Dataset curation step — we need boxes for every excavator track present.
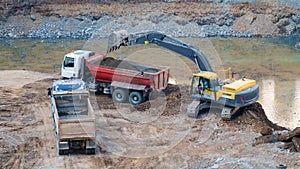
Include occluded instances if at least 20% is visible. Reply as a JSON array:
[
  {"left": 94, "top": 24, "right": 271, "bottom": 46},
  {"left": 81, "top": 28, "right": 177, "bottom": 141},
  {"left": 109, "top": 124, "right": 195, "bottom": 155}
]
[
  {"left": 187, "top": 100, "right": 211, "bottom": 118},
  {"left": 221, "top": 107, "right": 241, "bottom": 121},
  {"left": 187, "top": 100, "right": 201, "bottom": 118},
  {"left": 187, "top": 100, "right": 242, "bottom": 121}
]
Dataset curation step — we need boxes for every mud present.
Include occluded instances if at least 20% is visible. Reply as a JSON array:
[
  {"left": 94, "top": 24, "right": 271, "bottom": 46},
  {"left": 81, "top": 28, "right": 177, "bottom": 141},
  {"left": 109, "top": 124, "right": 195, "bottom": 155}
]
[{"left": 0, "top": 70, "right": 299, "bottom": 168}]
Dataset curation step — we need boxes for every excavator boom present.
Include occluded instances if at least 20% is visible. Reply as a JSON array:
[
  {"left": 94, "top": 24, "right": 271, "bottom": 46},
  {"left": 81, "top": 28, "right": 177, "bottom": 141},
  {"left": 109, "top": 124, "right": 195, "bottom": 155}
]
[{"left": 107, "top": 30, "right": 214, "bottom": 72}]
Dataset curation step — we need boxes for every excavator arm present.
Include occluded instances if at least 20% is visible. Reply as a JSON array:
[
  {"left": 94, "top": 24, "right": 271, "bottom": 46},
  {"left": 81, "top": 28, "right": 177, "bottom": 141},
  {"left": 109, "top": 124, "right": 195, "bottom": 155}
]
[{"left": 107, "top": 30, "right": 214, "bottom": 72}]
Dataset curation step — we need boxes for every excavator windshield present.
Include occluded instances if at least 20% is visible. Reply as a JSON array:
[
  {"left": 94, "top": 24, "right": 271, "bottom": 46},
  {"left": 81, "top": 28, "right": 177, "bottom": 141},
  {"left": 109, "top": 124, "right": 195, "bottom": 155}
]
[
  {"left": 191, "top": 76, "right": 200, "bottom": 95},
  {"left": 191, "top": 76, "right": 209, "bottom": 95},
  {"left": 190, "top": 74, "right": 219, "bottom": 96}
]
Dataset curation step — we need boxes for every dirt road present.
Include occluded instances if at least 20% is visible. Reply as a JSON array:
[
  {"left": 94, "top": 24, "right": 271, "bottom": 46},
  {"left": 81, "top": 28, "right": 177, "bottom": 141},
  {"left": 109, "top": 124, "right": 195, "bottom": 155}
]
[{"left": 0, "top": 70, "right": 299, "bottom": 168}]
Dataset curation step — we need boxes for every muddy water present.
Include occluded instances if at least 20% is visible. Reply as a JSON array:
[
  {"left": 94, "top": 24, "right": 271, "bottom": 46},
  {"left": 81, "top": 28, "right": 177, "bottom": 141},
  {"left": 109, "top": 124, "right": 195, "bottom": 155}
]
[{"left": 1, "top": 37, "right": 299, "bottom": 129}]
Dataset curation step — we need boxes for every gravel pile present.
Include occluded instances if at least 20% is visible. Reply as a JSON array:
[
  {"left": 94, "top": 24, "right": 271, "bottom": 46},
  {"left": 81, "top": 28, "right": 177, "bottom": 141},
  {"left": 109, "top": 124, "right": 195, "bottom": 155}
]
[{"left": 0, "top": 1, "right": 299, "bottom": 39}]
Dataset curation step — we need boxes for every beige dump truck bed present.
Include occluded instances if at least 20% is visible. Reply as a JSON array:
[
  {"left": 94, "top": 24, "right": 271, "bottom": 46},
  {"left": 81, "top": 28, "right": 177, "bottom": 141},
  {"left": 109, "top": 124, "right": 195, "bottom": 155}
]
[{"left": 51, "top": 79, "right": 96, "bottom": 155}]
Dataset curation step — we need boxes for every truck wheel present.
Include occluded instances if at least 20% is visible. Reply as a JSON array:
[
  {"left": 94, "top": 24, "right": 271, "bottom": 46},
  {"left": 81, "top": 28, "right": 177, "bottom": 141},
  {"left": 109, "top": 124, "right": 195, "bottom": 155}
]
[
  {"left": 86, "top": 148, "right": 96, "bottom": 155},
  {"left": 129, "top": 91, "right": 143, "bottom": 105},
  {"left": 112, "top": 89, "right": 128, "bottom": 103},
  {"left": 59, "top": 149, "right": 69, "bottom": 155}
]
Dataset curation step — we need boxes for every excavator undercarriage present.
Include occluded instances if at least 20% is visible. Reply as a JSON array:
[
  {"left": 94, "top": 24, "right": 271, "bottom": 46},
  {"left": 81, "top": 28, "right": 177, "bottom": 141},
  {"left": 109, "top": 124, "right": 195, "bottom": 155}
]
[{"left": 187, "top": 100, "right": 242, "bottom": 121}]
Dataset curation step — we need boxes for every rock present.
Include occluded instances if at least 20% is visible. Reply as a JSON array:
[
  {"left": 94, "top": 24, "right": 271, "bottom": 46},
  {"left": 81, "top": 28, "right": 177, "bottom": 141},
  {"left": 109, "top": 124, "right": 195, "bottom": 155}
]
[
  {"left": 292, "top": 15, "right": 300, "bottom": 24},
  {"left": 284, "top": 19, "right": 296, "bottom": 34},
  {"left": 215, "top": 157, "right": 224, "bottom": 162},
  {"left": 253, "top": 135, "right": 277, "bottom": 146},
  {"left": 216, "top": 14, "right": 234, "bottom": 26},
  {"left": 211, "top": 164, "right": 219, "bottom": 169},
  {"left": 276, "top": 18, "right": 290, "bottom": 28},
  {"left": 278, "top": 127, "right": 300, "bottom": 142},
  {"left": 30, "top": 15, "right": 36, "bottom": 21},
  {"left": 276, "top": 18, "right": 296, "bottom": 34},
  {"left": 292, "top": 137, "right": 300, "bottom": 152},
  {"left": 234, "top": 12, "right": 256, "bottom": 33},
  {"left": 295, "top": 42, "right": 300, "bottom": 50},
  {"left": 251, "top": 14, "right": 278, "bottom": 36},
  {"left": 174, "top": 16, "right": 188, "bottom": 25},
  {"left": 149, "top": 14, "right": 168, "bottom": 24},
  {"left": 195, "top": 15, "right": 216, "bottom": 26},
  {"left": 278, "top": 142, "right": 295, "bottom": 150},
  {"left": 261, "top": 126, "right": 273, "bottom": 136},
  {"left": 92, "top": 15, "right": 102, "bottom": 21}
]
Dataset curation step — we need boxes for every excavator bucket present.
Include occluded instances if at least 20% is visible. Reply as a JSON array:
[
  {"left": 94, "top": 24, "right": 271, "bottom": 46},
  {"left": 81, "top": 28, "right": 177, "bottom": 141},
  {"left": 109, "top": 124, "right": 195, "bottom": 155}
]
[{"left": 107, "top": 30, "right": 129, "bottom": 53}]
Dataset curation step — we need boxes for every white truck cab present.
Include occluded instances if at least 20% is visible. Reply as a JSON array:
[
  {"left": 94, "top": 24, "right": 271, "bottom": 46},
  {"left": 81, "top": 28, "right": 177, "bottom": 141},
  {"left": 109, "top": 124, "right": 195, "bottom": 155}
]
[{"left": 61, "top": 50, "right": 95, "bottom": 79}]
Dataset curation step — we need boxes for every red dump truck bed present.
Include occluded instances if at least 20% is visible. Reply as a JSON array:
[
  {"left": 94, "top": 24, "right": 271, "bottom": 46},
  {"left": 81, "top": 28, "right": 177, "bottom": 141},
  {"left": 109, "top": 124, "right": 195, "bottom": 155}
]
[{"left": 85, "top": 54, "right": 169, "bottom": 91}]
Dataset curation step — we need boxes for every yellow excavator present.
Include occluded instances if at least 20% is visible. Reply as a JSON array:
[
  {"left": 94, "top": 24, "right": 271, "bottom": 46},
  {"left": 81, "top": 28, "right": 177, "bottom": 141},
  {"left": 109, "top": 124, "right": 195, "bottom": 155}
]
[{"left": 107, "top": 30, "right": 259, "bottom": 120}]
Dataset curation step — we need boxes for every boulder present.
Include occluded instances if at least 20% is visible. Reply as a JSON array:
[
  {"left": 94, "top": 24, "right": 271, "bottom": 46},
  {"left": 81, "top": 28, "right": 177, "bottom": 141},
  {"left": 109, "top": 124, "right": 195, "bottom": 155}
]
[
  {"left": 234, "top": 13, "right": 279, "bottom": 36},
  {"left": 260, "top": 126, "right": 273, "bottom": 136},
  {"left": 234, "top": 12, "right": 256, "bottom": 33},
  {"left": 251, "top": 14, "right": 278, "bottom": 36},
  {"left": 295, "top": 42, "right": 300, "bottom": 50}
]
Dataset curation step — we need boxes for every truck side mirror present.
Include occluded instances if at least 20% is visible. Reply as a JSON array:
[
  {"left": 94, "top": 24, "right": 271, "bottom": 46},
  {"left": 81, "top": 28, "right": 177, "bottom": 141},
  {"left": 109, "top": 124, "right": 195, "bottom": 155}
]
[{"left": 47, "top": 88, "right": 52, "bottom": 97}]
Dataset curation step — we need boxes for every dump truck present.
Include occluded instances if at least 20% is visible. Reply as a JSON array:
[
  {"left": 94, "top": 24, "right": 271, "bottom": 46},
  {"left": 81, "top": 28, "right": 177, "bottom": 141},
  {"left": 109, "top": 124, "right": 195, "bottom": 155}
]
[
  {"left": 107, "top": 30, "right": 259, "bottom": 120},
  {"left": 50, "top": 79, "right": 96, "bottom": 155},
  {"left": 61, "top": 50, "right": 169, "bottom": 105}
]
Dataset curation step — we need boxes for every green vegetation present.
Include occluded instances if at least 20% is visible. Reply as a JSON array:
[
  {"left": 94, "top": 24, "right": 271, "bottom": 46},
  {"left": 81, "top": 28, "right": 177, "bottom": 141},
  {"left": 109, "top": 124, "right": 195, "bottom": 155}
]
[{"left": 0, "top": 39, "right": 86, "bottom": 73}]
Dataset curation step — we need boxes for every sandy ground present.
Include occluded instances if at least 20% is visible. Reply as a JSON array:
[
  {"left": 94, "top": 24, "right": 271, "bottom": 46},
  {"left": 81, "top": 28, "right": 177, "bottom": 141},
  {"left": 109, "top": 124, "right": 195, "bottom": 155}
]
[
  {"left": 0, "top": 70, "right": 54, "bottom": 88},
  {"left": 0, "top": 70, "right": 299, "bottom": 169}
]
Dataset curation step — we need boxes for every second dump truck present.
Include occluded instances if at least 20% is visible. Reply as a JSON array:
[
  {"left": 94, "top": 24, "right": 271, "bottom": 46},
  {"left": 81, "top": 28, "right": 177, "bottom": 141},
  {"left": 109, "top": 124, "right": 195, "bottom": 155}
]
[
  {"left": 51, "top": 79, "right": 96, "bottom": 155},
  {"left": 61, "top": 50, "right": 169, "bottom": 105}
]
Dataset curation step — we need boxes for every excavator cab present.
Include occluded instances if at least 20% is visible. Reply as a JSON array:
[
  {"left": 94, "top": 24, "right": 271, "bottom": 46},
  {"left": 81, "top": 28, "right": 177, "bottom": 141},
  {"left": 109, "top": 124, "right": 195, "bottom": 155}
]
[{"left": 190, "top": 71, "right": 219, "bottom": 99}]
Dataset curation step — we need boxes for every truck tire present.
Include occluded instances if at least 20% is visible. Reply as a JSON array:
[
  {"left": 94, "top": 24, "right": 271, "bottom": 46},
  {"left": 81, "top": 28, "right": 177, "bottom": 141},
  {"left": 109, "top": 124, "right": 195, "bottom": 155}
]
[
  {"left": 59, "top": 149, "right": 69, "bottom": 155},
  {"left": 85, "top": 148, "right": 96, "bottom": 155},
  {"left": 129, "top": 91, "right": 143, "bottom": 105},
  {"left": 112, "top": 89, "right": 128, "bottom": 103}
]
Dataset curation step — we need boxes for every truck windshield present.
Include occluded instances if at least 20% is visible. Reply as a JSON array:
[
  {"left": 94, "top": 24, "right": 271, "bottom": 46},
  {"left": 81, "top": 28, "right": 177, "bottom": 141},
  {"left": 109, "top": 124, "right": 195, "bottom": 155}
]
[{"left": 64, "top": 57, "right": 74, "bottom": 67}]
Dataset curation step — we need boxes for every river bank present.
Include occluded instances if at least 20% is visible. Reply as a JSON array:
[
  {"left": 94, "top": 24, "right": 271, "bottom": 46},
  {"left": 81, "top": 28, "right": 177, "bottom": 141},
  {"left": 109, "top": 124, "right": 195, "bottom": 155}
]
[{"left": 0, "top": 1, "right": 300, "bottom": 39}]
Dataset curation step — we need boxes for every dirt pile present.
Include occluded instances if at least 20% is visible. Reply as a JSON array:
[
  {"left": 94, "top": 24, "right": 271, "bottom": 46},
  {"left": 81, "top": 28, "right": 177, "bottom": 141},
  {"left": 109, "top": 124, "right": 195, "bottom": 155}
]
[
  {"left": 0, "top": 77, "right": 54, "bottom": 168},
  {"left": 225, "top": 102, "right": 300, "bottom": 153}
]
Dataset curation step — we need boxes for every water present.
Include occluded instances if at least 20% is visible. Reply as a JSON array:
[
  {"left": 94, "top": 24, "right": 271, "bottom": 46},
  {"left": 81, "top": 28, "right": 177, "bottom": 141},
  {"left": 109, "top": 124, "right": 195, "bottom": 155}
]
[{"left": 0, "top": 37, "right": 299, "bottom": 129}]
